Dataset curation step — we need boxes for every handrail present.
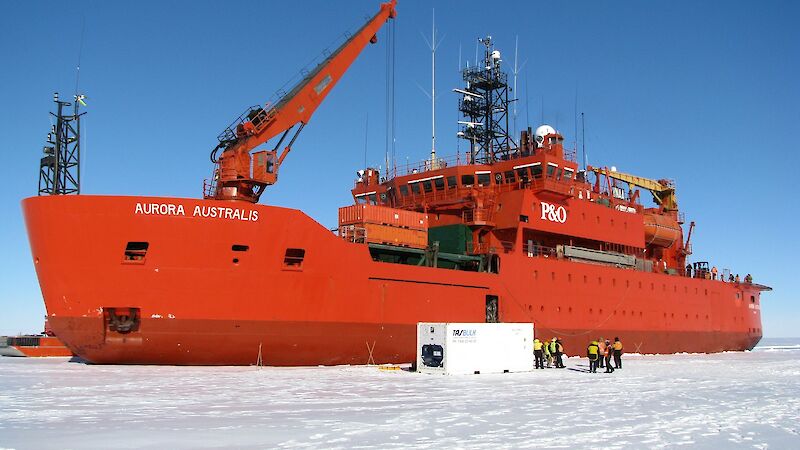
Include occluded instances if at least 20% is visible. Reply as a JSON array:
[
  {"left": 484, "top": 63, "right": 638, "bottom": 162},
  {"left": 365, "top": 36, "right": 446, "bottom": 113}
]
[{"left": 522, "top": 243, "right": 558, "bottom": 258}]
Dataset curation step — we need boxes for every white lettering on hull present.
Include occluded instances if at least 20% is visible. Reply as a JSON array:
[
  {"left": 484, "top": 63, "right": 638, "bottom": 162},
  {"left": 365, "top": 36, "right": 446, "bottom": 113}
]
[
  {"left": 134, "top": 202, "right": 259, "bottom": 222},
  {"left": 540, "top": 201, "right": 567, "bottom": 223},
  {"left": 191, "top": 205, "right": 259, "bottom": 222}
]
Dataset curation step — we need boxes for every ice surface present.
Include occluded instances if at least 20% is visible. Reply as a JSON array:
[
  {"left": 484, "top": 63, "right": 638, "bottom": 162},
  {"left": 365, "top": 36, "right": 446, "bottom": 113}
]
[{"left": 1, "top": 343, "right": 799, "bottom": 449}]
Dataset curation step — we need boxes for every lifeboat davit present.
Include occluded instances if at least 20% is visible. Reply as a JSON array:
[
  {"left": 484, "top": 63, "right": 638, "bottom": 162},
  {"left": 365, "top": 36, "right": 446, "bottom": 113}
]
[{"left": 643, "top": 213, "right": 681, "bottom": 247}]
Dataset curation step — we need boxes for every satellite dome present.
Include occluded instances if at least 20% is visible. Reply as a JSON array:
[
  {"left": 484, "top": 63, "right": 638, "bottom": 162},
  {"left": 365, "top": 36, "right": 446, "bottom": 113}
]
[{"left": 534, "top": 125, "right": 556, "bottom": 143}]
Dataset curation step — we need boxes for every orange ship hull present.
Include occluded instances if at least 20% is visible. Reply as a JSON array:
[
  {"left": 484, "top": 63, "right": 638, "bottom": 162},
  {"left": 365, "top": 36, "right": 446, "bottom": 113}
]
[{"left": 23, "top": 195, "right": 764, "bottom": 365}]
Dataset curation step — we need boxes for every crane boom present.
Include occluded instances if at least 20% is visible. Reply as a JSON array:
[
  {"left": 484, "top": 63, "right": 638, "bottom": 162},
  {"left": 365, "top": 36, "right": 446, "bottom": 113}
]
[
  {"left": 587, "top": 165, "right": 678, "bottom": 211},
  {"left": 207, "top": 0, "right": 397, "bottom": 203}
]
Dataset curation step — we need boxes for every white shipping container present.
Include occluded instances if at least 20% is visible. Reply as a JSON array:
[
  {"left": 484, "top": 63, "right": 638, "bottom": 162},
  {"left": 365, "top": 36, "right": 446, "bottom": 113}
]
[{"left": 416, "top": 322, "right": 534, "bottom": 375}]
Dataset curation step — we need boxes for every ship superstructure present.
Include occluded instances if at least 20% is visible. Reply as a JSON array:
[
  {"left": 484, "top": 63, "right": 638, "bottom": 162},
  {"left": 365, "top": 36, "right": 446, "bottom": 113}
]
[{"left": 22, "top": 1, "right": 769, "bottom": 365}]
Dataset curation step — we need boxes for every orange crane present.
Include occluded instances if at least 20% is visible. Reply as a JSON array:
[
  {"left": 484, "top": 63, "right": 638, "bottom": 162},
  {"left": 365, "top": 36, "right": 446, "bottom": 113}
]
[{"left": 206, "top": 0, "right": 397, "bottom": 203}]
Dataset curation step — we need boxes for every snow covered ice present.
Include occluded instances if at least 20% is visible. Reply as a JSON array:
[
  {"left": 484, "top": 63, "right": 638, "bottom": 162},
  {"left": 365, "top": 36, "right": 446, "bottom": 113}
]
[{"left": 1, "top": 341, "right": 799, "bottom": 449}]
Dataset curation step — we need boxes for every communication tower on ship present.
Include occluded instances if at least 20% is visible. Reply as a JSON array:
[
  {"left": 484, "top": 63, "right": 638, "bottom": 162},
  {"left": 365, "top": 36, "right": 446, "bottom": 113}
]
[
  {"left": 38, "top": 92, "right": 85, "bottom": 196},
  {"left": 456, "top": 36, "right": 515, "bottom": 164}
]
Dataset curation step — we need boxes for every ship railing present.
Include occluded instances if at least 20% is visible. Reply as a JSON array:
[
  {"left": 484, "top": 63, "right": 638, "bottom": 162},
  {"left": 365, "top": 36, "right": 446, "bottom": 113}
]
[
  {"left": 529, "top": 178, "right": 574, "bottom": 197},
  {"left": 391, "top": 184, "right": 490, "bottom": 210},
  {"left": 7, "top": 336, "right": 42, "bottom": 347},
  {"left": 563, "top": 146, "right": 577, "bottom": 163},
  {"left": 388, "top": 152, "right": 468, "bottom": 178},
  {"left": 522, "top": 243, "right": 558, "bottom": 258},
  {"left": 469, "top": 240, "right": 515, "bottom": 255},
  {"left": 462, "top": 207, "right": 493, "bottom": 224},
  {"left": 390, "top": 177, "right": 578, "bottom": 211},
  {"left": 216, "top": 104, "right": 276, "bottom": 145}
]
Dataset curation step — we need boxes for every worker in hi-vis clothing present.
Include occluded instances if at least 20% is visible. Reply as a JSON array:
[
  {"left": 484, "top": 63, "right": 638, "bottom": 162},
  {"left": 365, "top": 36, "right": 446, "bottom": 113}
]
[
  {"left": 587, "top": 340, "right": 600, "bottom": 373},
  {"left": 613, "top": 337, "right": 624, "bottom": 369},
  {"left": 543, "top": 338, "right": 552, "bottom": 368},
  {"left": 533, "top": 338, "right": 544, "bottom": 369}
]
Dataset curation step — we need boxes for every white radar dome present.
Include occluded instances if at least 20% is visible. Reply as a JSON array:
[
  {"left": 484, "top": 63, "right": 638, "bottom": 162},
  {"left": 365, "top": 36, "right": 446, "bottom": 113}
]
[{"left": 534, "top": 125, "right": 556, "bottom": 143}]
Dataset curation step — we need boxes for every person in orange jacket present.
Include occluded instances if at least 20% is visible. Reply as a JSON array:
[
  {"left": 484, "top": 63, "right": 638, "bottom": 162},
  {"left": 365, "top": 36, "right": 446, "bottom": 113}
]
[
  {"left": 613, "top": 337, "right": 623, "bottom": 369},
  {"left": 597, "top": 337, "right": 607, "bottom": 368}
]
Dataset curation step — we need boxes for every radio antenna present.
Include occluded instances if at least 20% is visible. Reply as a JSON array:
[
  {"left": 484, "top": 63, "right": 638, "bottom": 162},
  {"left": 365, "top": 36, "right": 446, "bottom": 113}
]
[
  {"left": 364, "top": 114, "right": 369, "bottom": 170},
  {"left": 421, "top": 8, "right": 443, "bottom": 168},
  {"left": 573, "top": 86, "right": 578, "bottom": 162},
  {"left": 74, "top": 16, "right": 86, "bottom": 98},
  {"left": 581, "top": 112, "right": 587, "bottom": 170}
]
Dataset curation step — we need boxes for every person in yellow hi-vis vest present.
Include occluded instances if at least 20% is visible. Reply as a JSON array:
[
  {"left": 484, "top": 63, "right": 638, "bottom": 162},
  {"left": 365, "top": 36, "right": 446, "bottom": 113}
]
[
  {"left": 542, "top": 338, "right": 552, "bottom": 368},
  {"left": 613, "top": 337, "right": 623, "bottom": 369},
  {"left": 533, "top": 338, "right": 544, "bottom": 369},
  {"left": 587, "top": 340, "right": 600, "bottom": 373}
]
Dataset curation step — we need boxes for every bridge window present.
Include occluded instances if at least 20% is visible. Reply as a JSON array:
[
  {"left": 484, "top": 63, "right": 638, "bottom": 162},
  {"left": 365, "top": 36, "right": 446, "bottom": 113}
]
[
  {"left": 446, "top": 175, "right": 457, "bottom": 190},
  {"left": 547, "top": 163, "right": 557, "bottom": 178},
  {"left": 555, "top": 169, "right": 563, "bottom": 181},
  {"left": 422, "top": 180, "right": 433, "bottom": 193},
  {"left": 564, "top": 168, "right": 574, "bottom": 180},
  {"left": 516, "top": 168, "right": 529, "bottom": 183},
  {"left": 476, "top": 172, "right": 491, "bottom": 186},
  {"left": 531, "top": 163, "right": 542, "bottom": 179},
  {"left": 434, "top": 177, "right": 445, "bottom": 191},
  {"left": 410, "top": 183, "right": 420, "bottom": 194},
  {"left": 399, "top": 185, "right": 408, "bottom": 196},
  {"left": 461, "top": 174, "right": 474, "bottom": 186},
  {"left": 504, "top": 171, "right": 515, "bottom": 183}
]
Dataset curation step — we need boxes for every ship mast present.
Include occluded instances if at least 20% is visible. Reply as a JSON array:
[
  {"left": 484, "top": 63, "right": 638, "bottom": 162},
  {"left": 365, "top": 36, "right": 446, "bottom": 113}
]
[
  {"left": 456, "top": 36, "right": 515, "bottom": 164},
  {"left": 38, "top": 92, "right": 85, "bottom": 196}
]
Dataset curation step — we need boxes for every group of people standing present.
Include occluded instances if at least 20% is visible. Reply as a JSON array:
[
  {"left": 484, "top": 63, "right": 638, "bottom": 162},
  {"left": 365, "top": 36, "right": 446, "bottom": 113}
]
[
  {"left": 686, "top": 264, "right": 753, "bottom": 284},
  {"left": 587, "top": 337, "right": 623, "bottom": 373},
  {"left": 532, "top": 336, "right": 624, "bottom": 372},
  {"left": 532, "top": 337, "right": 565, "bottom": 369}
]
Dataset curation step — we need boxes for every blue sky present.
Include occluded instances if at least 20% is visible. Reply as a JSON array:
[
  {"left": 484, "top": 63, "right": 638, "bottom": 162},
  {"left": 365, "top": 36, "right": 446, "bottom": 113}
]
[{"left": 1, "top": 0, "right": 797, "bottom": 337}]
